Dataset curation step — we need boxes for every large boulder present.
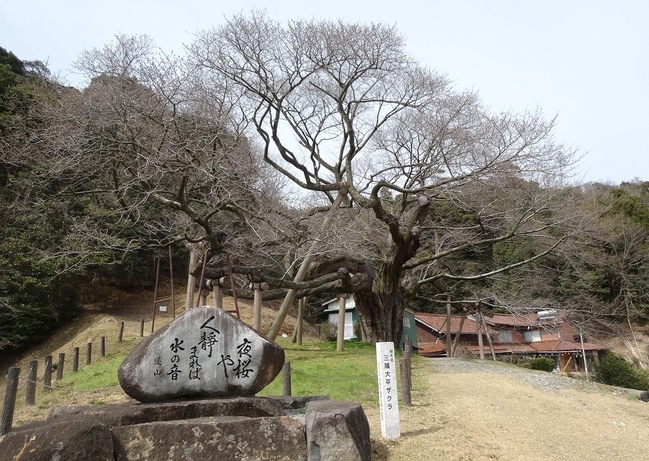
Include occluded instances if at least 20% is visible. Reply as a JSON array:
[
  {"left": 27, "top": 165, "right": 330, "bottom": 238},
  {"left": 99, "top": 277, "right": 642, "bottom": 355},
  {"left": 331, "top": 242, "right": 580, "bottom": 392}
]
[
  {"left": 0, "top": 416, "right": 114, "bottom": 461},
  {"left": 305, "top": 400, "right": 372, "bottom": 461},
  {"left": 119, "top": 306, "right": 284, "bottom": 402}
]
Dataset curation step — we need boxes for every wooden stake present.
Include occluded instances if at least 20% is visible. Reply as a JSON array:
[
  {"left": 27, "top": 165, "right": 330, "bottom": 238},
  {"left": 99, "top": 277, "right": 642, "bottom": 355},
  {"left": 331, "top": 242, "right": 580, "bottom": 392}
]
[
  {"left": 56, "top": 353, "right": 65, "bottom": 381},
  {"left": 282, "top": 361, "right": 292, "bottom": 396},
  {"left": 73, "top": 347, "right": 79, "bottom": 372},
  {"left": 43, "top": 355, "right": 52, "bottom": 391},
  {"left": 26, "top": 361, "right": 37, "bottom": 406},
  {"left": 1, "top": 367, "right": 20, "bottom": 435}
]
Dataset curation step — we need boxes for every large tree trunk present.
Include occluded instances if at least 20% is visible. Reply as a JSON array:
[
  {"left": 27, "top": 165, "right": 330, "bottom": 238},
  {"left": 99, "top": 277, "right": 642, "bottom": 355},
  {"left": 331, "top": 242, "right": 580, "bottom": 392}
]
[
  {"left": 355, "top": 195, "right": 431, "bottom": 344},
  {"left": 354, "top": 249, "right": 411, "bottom": 344},
  {"left": 354, "top": 280, "right": 404, "bottom": 344}
]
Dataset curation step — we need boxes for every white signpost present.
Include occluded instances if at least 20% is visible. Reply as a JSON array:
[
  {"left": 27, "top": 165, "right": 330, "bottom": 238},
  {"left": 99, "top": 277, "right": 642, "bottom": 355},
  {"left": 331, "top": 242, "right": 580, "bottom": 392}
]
[{"left": 376, "top": 341, "right": 400, "bottom": 439}]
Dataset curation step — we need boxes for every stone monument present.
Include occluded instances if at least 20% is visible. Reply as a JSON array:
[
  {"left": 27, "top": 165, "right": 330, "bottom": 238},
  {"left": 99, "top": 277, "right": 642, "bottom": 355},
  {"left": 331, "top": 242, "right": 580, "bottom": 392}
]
[{"left": 119, "top": 306, "right": 285, "bottom": 402}]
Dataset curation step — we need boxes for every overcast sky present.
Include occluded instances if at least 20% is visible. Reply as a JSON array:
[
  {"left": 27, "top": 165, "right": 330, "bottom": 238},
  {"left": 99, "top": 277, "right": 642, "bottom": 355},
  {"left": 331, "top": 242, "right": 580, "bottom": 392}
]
[{"left": 2, "top": 0, "right": 647, "bottom": 185}]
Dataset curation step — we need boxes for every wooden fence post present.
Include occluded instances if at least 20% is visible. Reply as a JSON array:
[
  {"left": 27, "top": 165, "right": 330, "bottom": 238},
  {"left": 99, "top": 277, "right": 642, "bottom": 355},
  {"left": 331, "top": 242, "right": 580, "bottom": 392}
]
[
  {"left": 118, "top": 322, "right": 125, "bottom": 342},
  {"left": 43, "top": 355, "right": 52, "bottom": 391},
  {"left": 400, "top": 358, "right": 412, "bottom": 406},
  {"left": 1, "top": 367, "right": 20, "bottom": 435},
  {"left": 140, "top": 319, "right": 145, "bottom": 337},
  {"left": 86, "top": 342, "right": 92, "bottom": 366},
  {"left": 100, "top": 336, "right": 106, "bottom": 358},
  {"left": 26, "top": 360, "right": 37, "bottom": 406},
  {"left": 73, "top": 347, "right": 79, "bottom": 372},
  {"left": 56, "top": 353, "right": 65, "bottom": 381},
  {"left": 282, "top": 361, "right": 292, "bottom": 396}
]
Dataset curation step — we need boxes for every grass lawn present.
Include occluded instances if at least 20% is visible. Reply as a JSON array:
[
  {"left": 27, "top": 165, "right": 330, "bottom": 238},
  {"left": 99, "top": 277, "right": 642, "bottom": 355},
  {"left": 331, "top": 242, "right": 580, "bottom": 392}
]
[{"left": 53, "top": 338, "right": 410, "bottom": 406}]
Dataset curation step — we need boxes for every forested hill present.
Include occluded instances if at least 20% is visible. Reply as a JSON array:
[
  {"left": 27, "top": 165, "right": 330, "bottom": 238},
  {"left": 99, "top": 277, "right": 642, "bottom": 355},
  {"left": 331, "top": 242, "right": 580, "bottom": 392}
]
[{"left": 1, "top": 28, "right": 648, "bottom": 355}]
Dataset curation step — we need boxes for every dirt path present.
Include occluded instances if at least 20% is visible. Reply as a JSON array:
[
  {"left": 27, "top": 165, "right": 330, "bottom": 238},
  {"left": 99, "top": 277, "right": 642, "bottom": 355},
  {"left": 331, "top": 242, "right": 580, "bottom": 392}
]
[{"left": 367, "top": 357, "right": 649, "bottom": 461}]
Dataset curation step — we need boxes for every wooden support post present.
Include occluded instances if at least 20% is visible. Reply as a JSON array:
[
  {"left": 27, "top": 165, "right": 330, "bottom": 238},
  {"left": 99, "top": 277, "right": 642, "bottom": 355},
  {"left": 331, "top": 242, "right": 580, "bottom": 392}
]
[
  {"left": 400, "top": 358, "right": 412, "bottom": 406},
  {"left": 1, "top": 367, "right": 20, "bottom": 435},
  {"left": 250, "top": 282, "right": 269, "bottom": 332},
  {"left": 452, "top": 310, "right": 468, "bottom": 357},
  {"left": 56, "top": 353, "right": 65, "bottom": 381},
  {"left": 186, "top": 246, "right": 198, "bottom": 310},
  {"left": 26, "top": 361, "right": 37, "bottom": 406},
  {"left": 477, "top": 314, "right": 485, "bottom": 360},
  {"left": 152, "top": 251, "right": 161, "bottom": 334},
  {"left": 212, "top": 283, "right": 223, "bottom": 309},
  {"left": 479, "top": 308, "right": 497, "bottom": 361},
  {"left": 253, "top": 284, "right": 262, "bottom": 332},
  {"left": 292, "top": 297, "right": 305, "bottom": 346},
  {"left": 140, "top": 319, "right": 145, "bottom": 337},
  {"left": 282, "top": 361, "right": 292, "bottom": 396},
  {"left": 100, "top": 336, "right": 106, "bottom": 358},
  {"left": 337, "top": 294, "right": 348, "bottom": 352},
  {"left": 267, "top": 185, "right": 347, "bottom": 341},
  {"left": 86, "top": 342, "right": 92, "bottom": 366},
  {"left": 445, "top": 293, "right": 452, "bottom": 357},
  {"left": 43, "top": 355, "right": 52, "bottom": 391},
  {"left": 118, "top": 322, "right": 125, "bottom": 342},
  {"left": 73, "top": 347, "right": 79, "bottom": 372}
]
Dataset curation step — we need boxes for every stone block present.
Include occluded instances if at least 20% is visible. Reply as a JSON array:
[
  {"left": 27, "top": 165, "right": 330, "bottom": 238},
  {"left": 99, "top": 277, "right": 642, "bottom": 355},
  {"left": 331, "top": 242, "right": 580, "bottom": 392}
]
[
  {"left": 0, "top": 416, "right": 114, "bottom": 461},
  {"left": 305, "top": 400, "right": 371, "bottom": 461}
]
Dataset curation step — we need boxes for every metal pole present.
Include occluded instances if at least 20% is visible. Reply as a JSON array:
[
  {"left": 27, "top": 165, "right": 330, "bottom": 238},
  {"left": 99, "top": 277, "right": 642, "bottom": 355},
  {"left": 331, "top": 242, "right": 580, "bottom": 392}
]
[{"left": 168, "top": 245, "right": 176, "bottom": 318}]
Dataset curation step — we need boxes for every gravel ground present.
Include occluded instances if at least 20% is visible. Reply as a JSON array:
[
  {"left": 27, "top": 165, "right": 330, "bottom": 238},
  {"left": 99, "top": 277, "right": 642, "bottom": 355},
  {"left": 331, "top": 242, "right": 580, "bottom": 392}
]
[
  {"left": 367, "top": 356, "right": 649, "bottom": 461},
  {"left": 430, "top": 357, "right": 622, "bottom": 394}
]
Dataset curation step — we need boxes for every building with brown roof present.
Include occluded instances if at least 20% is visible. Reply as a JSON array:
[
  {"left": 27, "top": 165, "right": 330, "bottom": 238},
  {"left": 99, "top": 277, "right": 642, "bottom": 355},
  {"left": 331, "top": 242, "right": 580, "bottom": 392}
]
[{"left": 414, "top": 310, "right": 606, "bottom": 372}]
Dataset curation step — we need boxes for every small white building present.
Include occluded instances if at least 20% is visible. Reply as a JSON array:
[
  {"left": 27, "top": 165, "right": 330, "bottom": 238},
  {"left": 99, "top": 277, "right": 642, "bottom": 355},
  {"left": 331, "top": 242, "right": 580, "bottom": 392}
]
[{"left": 321, "top": 297, "right": 358, "bottom": 340}]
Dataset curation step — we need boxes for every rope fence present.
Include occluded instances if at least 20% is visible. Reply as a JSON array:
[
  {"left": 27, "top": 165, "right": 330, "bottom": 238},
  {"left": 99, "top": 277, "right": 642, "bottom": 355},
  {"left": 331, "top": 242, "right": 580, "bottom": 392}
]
[
  {"left": 0, "top": 319, "right": 150, "bottom": 435},
  {"left": 1, "top": 321, "right": 413, "bottom": 435}
]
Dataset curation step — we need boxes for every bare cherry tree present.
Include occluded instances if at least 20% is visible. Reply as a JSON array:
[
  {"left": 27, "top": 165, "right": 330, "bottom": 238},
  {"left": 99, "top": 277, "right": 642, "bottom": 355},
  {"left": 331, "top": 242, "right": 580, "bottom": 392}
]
[{"left": 190, "top": 13, "right": 578, "bottom": 343}]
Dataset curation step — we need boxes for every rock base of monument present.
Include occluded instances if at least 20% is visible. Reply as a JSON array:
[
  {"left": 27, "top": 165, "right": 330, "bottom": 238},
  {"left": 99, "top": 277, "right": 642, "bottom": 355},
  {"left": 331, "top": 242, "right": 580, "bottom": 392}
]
[{"left": 0, "top": 395, "right": 372, "bottom": 461}]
